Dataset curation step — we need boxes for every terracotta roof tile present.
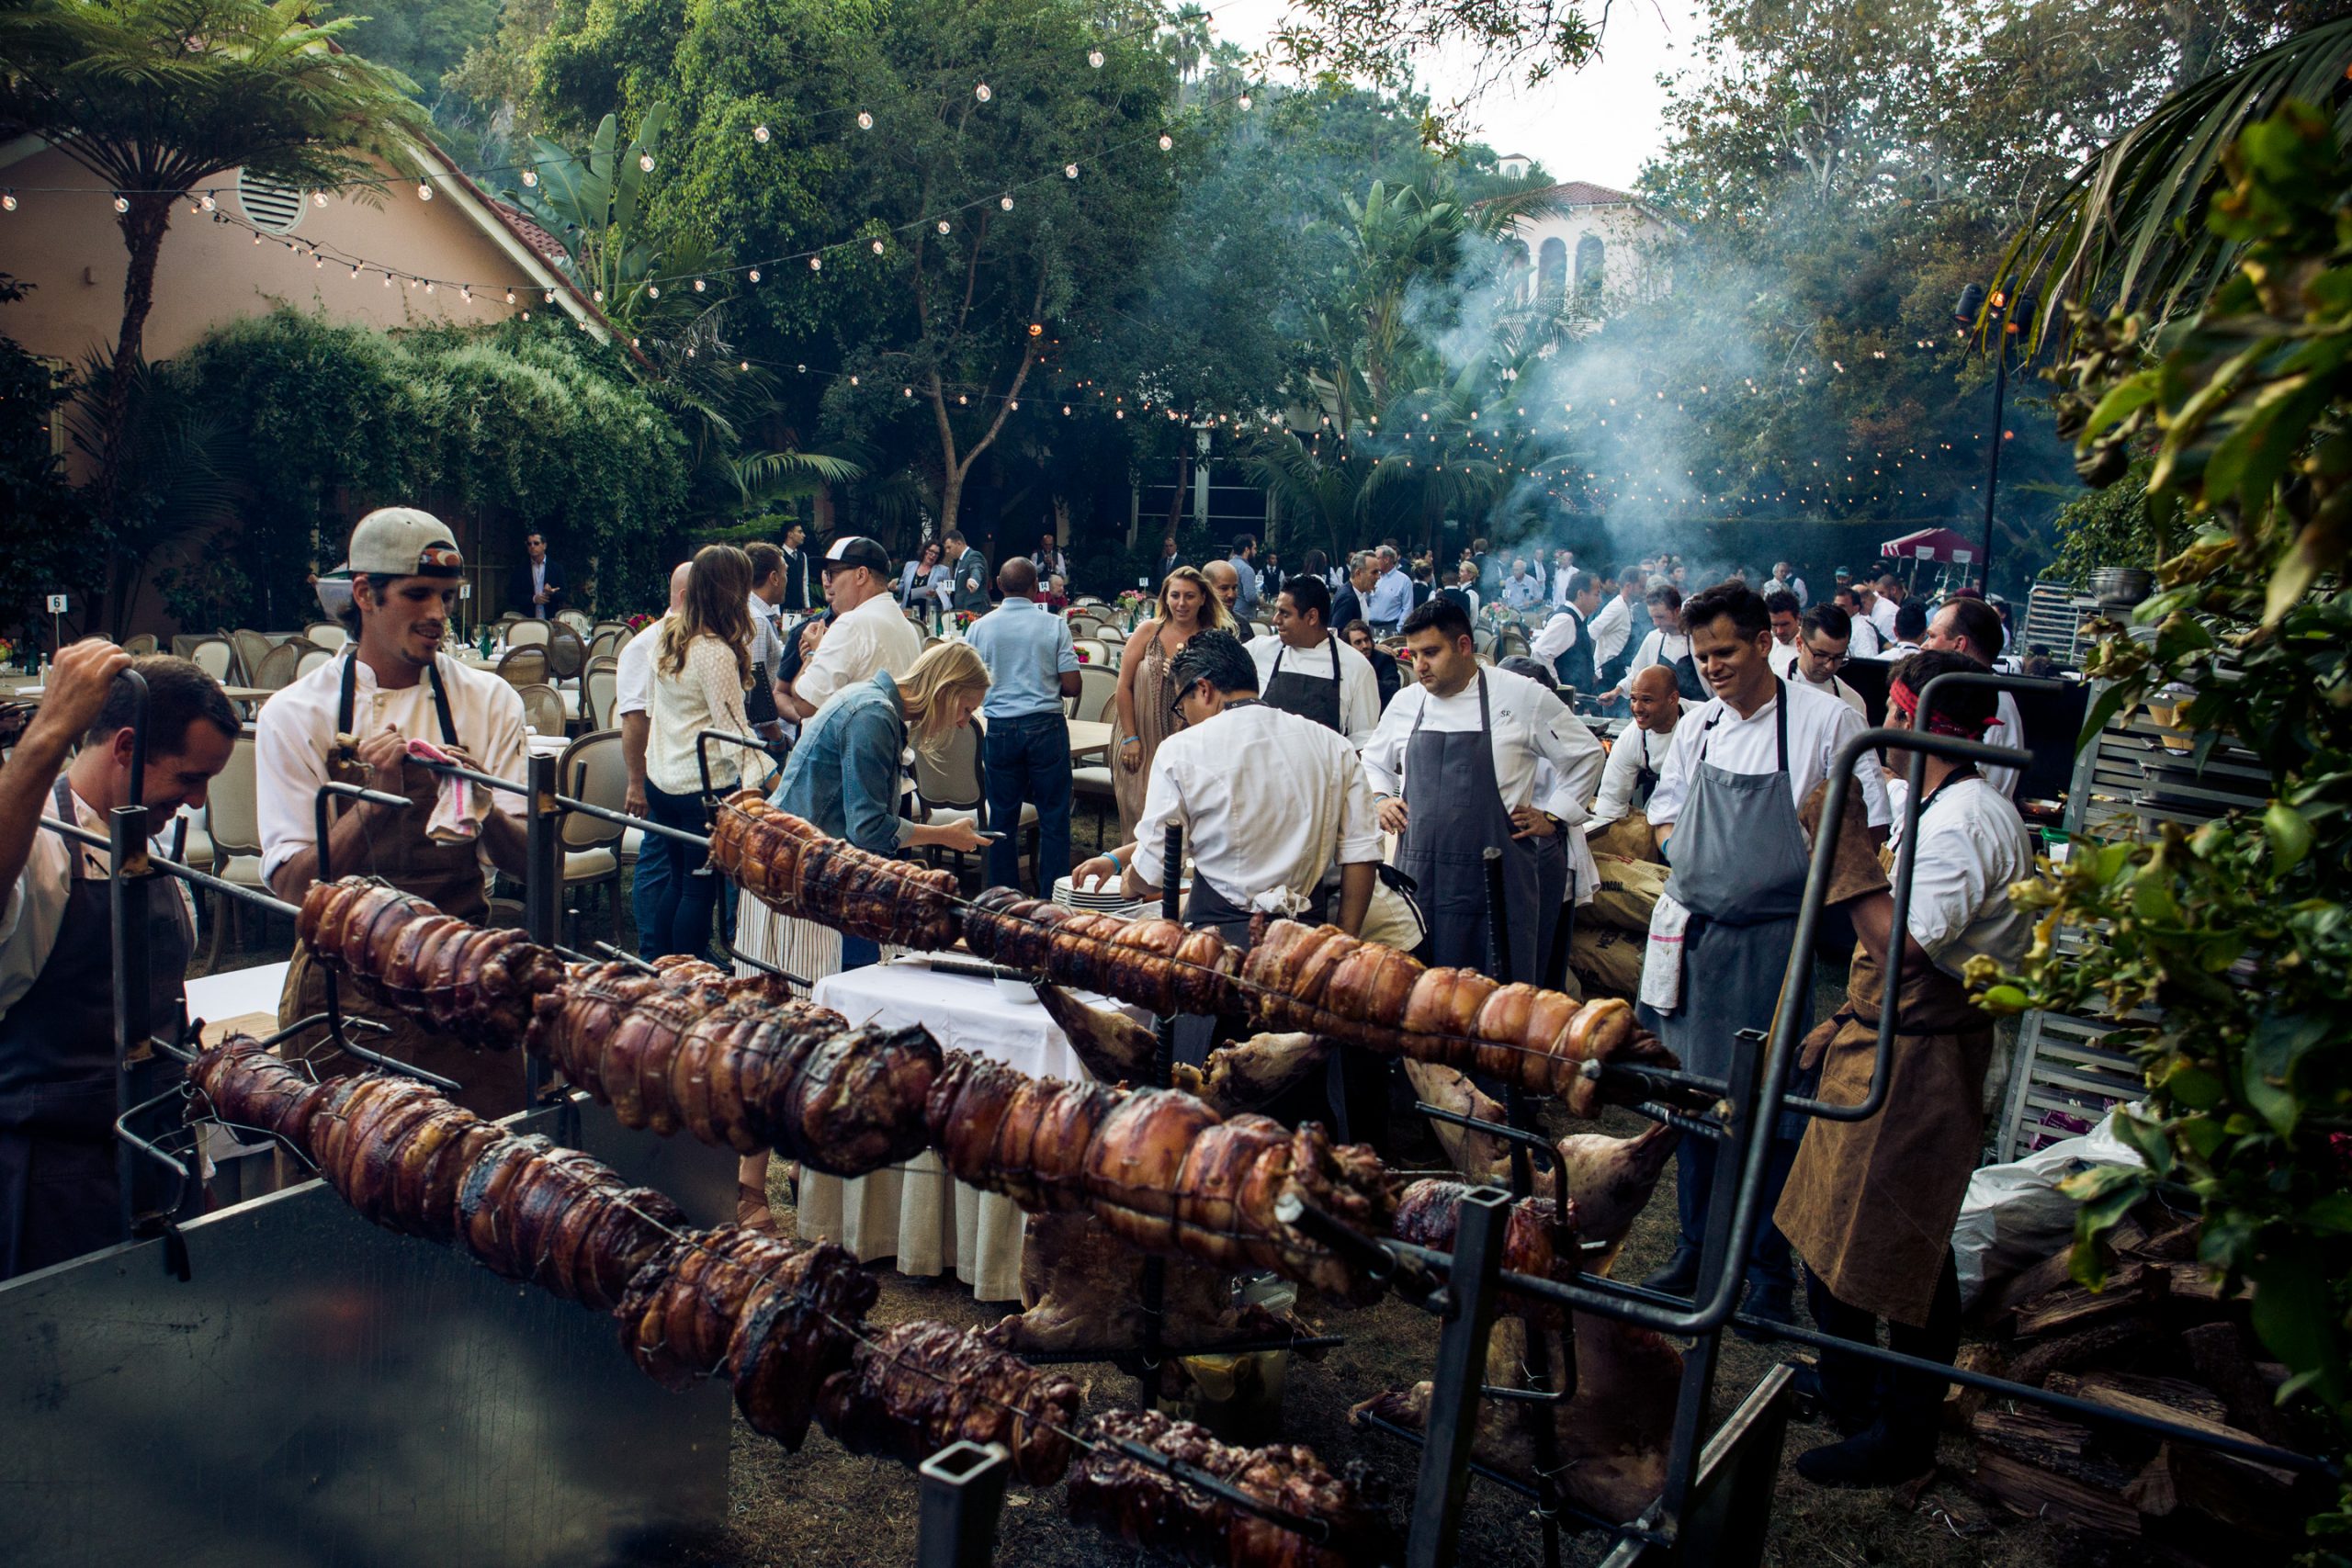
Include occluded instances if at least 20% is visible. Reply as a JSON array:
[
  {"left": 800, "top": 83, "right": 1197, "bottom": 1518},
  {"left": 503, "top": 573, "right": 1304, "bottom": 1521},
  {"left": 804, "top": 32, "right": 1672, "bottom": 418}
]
[{"left": 488, "top": 199, "right": 571, "bottom": 266}]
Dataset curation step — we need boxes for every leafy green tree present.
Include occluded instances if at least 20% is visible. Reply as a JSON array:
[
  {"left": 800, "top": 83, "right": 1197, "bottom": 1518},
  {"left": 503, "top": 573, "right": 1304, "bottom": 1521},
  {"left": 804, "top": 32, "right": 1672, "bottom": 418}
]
[
  {"left": 0, "top": 278, "right": 98, "bottom": 641},
  {"left": 0, "top": 0, "right": 431, "bottom": 601}
]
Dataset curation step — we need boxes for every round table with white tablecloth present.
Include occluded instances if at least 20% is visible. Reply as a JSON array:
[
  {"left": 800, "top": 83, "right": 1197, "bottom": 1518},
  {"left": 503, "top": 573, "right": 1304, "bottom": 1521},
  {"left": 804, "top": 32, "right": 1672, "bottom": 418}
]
[{"left": 795, "top": 952, "right": 1144, "bottom": 1302}]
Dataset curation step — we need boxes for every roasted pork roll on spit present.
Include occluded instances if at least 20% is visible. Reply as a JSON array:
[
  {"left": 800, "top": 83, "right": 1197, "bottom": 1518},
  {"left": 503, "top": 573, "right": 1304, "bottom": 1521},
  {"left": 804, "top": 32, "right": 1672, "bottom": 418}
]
[
  {"left": 711, "top": 793, "right": 962, "bottom": 952},
  {"left": 1243, "top": 921, "right": 1653, "bottom": 1116},
  {"left": 816, "top": 1320, "right": 1083, "bottom": 1484},
  {"left": 960, "top": 886, "right": 1245, "bottom": 1022},
  {"left": 1067, "top": 1408, "right": 1385, "bottom": 1568},
  {"left": 449, "top": 1130, "right": 686, "bottom": 1312},
  {"left": 527, "top": 958, "right": 939, "bottom": 1177},
  {"left": 925, "top": 1052, "right": 1396, "bottom": 1301},
  {"left": 188, "top": 1038, "right": 339, "bottom": 1152},
  {"left": 297, "top": 876, "right": 568, "bottom": 1049},
  {"left": 616, "top": 1226, "right": 876, "bottom": 1450}
]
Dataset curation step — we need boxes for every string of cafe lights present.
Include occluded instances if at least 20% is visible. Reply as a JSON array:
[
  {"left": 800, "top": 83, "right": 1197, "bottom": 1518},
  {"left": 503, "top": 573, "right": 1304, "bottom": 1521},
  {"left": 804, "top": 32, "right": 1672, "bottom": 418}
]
[{"left": 0, "top": 0, "right": 1270, "bottom": 212}]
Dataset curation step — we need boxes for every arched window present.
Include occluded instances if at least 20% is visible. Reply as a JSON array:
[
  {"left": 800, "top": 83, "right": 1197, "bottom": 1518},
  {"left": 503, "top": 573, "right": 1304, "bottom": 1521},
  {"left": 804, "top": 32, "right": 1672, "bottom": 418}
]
[
  {"left": 1574, "top": 235, "right": 1604, "bottom": 302},
  {"left": 1502, "top": 237, "right": 1531, "bottom": 301},
  {"left": 1537, "top": 236, "right": 1567, "bottom": 299}
]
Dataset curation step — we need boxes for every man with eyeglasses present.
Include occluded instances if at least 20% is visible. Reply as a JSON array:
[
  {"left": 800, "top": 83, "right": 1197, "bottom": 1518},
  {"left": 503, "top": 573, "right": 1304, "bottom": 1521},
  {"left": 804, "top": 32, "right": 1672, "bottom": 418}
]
[{"left": 1792, "top": 604, "right": 1868, "bottom": 717}]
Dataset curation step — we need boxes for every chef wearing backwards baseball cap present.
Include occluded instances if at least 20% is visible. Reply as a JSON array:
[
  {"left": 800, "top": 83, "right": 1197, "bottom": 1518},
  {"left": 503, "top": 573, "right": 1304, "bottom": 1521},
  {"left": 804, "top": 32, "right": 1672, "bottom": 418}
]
[
  {"left": 255, "top": 506, "right": 532, "bottom": 1115},
  {"left": 775, "top": 536, "right": 923, "bottom": 723}
]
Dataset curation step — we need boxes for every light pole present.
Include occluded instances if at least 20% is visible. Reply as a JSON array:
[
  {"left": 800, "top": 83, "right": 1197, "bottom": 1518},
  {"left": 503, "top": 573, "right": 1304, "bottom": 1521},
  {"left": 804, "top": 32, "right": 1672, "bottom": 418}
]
[{"left": 1953, "top": 283, "right": 2030, "bottom": 592}]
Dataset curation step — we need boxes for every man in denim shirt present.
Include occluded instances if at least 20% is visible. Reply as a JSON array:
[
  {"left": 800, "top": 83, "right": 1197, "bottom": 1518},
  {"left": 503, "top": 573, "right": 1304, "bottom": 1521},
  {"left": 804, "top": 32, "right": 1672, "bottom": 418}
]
[{"left": 966, "top": 558, "right": 1081, "bottom": 891}]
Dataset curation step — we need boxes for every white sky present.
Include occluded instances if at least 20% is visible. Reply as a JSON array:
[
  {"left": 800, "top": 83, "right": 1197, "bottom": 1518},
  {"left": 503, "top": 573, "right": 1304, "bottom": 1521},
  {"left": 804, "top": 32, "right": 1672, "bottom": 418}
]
[{"left": 1217, "top": 0, "right": 1702, "bottom": 191}]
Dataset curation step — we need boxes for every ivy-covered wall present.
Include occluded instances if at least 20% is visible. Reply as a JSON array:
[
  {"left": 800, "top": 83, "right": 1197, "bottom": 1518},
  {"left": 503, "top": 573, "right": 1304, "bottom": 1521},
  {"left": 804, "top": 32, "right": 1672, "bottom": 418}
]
[{"left": 154, "top": 309, "right": 690, "bottom": 628}]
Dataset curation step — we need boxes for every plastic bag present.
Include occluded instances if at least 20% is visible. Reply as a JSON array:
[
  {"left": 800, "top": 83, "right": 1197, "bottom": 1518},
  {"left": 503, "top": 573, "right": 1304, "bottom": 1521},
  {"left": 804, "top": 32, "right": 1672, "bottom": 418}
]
[{"left": 1951, "top": 1102, "right": 2146, "bottom": 1309}]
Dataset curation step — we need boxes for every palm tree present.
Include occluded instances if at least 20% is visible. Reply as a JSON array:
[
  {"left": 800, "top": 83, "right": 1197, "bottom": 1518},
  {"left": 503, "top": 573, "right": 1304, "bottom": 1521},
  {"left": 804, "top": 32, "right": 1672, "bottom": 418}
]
[
  {"left": 1993, "top": 17, "right": 2352, "bottom": 348},
  {"left": 0, "top": 0, "right": 430, "bottom": 564}
]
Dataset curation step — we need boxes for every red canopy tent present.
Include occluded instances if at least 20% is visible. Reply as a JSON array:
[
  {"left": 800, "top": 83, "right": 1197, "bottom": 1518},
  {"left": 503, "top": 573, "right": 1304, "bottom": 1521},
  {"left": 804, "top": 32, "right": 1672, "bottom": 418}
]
[{"left": 1879, "top": 525, "right": 1978, "bottom": 565}]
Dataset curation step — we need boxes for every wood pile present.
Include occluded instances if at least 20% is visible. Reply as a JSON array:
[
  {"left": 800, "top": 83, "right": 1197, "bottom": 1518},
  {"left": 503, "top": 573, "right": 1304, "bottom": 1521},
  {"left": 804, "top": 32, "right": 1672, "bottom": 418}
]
[{"left": 1954, "top": 1206, "right": 2315, "bottom": 1561}]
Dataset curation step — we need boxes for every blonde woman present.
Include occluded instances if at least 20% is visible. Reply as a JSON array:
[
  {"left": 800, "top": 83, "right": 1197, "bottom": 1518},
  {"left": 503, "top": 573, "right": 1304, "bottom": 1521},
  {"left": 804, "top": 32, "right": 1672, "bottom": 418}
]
[
  {"left": 640, "top": 544, "right": 761, "bottom": 960},
  {"left": 1112, "top": 565, "right": 1235, "bottom": 835},
  {"left": 742, "top": 643, "right": 992, "bottom": 1235}
]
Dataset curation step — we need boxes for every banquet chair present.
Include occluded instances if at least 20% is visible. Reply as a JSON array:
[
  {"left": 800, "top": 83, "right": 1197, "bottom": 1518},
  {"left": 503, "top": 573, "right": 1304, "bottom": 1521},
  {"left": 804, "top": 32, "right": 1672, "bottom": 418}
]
[
  {"left": 1091, "top": 636, "right": 1125, "bottom": 671},
  {"left": 495, "top": 646, "right": 550, "bottom": 687},
  {"left": 514, "top": 682, "right": 568, "bottom": 738},
  {"left": 1494, "top": 626, "right": 1530, "bottom": 660},
  {"left": 250, "top": 637, "right": 319, "bottom": 692},
  {"left": 304, "top": 621, "right": 349, "bottom": 651},
  {"left": 556, "top": 608, "right": 594, "bottom": 636},
  {"left": 506, "top": 618, "right": 552, "bottom": 649},
  {"left": 228, "top": 628, "right": 273, "bottom": 686},
  {"left": 295, "top": 646, "right": 336, "bottom": 679},
  {"left": 1472, "top": 627, "right": 1497, "bottom": 659},
  {"left": 587, "top": 627, "right": 624, "bottom": 663},
  {"left": 1074, "top": 663, "right": 1117, "bottom": 726},
  {"left": 582, "top": 658, "right": 619, "bottom": 731},
  {"left": 1069, "top": 682, "right": 1121, "bottom": 840},
  {"left": 187, "top": 637, "right": 236, "bottom": 685},
  {"left": 557, "top": 730, "right": 628, "bottom": 943},
  {"left": 911, "top": 718, "right": 1035, "bottom": 885},
  {"left": 200, "top": 735, "right": 272, "bottom": 971},
  {"left": 122, "top": 634, "right": 158, "bottom": 657},
  {"left": 546, "top": 624, "right": 587, "bottom": 683}
]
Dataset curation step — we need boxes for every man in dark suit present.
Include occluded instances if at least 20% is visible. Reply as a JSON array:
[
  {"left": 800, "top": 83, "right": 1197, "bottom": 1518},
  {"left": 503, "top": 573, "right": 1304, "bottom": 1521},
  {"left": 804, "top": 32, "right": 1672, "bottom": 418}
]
[
  {"left": 509, "top": 531, "right": 564, "bottom": 618},
  {"left": 1330, "top": 551, "right": 1372, "bottom": 634}
]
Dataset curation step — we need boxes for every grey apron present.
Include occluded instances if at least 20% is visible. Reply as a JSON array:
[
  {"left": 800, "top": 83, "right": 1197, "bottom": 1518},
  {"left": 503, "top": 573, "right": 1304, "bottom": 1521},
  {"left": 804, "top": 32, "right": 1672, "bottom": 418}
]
[
  {"left": 1656, "top": 682, "right": 1815, "bottom": 1109},
  {"left": 0, "top": 779, "right": 193, "bottom": 1279},
  {"left": 1396, "top": 671, "right": 1544, "bottom": 983},
  {"left": 1262, "top": 637, "right": 1343, "bottom": 734}
]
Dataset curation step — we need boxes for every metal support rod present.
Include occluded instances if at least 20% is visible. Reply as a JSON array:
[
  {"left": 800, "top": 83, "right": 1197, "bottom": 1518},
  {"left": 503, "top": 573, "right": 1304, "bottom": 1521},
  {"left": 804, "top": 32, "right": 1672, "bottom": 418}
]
[
  {"left": 107, "top": 798, "right": 153, "bottom": 1241},
  {"left": 694, "top": 728, "right": 769, "bottom": 802},
  {"left": 1657, "top": 1015, "right": 1767, "bottom": 1531},
  {"left": 1405, "top": 1184, "right": 1510, "bottom": 1568},
  {"left": 1412, "top": 1102, "right": 1557, "bottom": 1168},
  {"left": 35, "top": 815, "right": 302, "bottom": 920},
  {"left": 311, "top": 778, "right": 414, "bottom": 1058},
  {"left": 553, "top": 792, "right": 712, "bottom": 850},
  {"left": 1136, "top": 819, "right": 1185, "bottom": 1411},
  {"left": 1482, "top": 844, "right": 1566, "bottom": 1568},
  {"left": 915, "top": 1439, "right": 1011, "bottom": 1568},
  {"left": 1357, "top": 1412, "right": 1673, "bottom": 1545},
  {"left": 1102, "top": 1435, "right": 1339, "bottom": 1546},
  {"left": 1736, "top": 1313, "right": 2336, "bottom": 1478},
  {"left": 1978, "top": 298, "right": 2009, "bottom": 585},
  {"left": 1012, "top": 1333, "right": 1348, "bottom": 1366},
  {"left": 522, "top": 751, "right": 560, "bottom": 1106}
]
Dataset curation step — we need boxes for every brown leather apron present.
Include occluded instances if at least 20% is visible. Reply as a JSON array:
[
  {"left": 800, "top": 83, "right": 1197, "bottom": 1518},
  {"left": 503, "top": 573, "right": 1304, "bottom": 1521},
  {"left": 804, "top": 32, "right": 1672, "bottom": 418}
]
[
  {"left": 1775, "top": 909, "right": 1995, "bottom": 1329},
  {"left": 277, "top": 654, "right": 525, "bottom": 1118}
]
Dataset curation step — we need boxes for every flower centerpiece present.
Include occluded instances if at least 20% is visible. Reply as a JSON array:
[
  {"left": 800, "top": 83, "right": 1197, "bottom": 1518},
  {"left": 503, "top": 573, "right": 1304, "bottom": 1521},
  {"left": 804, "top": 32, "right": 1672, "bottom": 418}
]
[
  {"left": 1074, "top": 643, "right": 1091, "bottom": 664},
  {"left": 951, "top": 610, "right": 978, "bottom": 634},
  {"left": 1114, "top": 589, "right": 1150, "bottom": 631},
  {"left": 0, "top": 637, "right": 15, "bottom": 674}
]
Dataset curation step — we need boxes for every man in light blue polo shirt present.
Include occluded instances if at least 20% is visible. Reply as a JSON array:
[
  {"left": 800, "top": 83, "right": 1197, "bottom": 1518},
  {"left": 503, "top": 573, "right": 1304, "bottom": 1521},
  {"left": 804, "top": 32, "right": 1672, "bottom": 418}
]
[
  {"left": 1365, "top": 544, "right": 1413, "bottom": 634},
  {"left": 966, "top": 557, "right": 1082, "bottom": 892}
]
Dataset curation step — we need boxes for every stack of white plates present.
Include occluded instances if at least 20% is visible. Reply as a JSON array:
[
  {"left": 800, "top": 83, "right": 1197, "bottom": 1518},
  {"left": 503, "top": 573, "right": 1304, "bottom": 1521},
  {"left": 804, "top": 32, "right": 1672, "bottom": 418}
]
[{"left": 1052, "top": 874, "right": 1187, "bottom": 920}]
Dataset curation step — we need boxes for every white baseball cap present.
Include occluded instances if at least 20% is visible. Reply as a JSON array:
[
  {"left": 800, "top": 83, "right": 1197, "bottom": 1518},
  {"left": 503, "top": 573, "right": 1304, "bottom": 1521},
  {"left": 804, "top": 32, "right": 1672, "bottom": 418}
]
[{"left": 349, "top": 506, "right": 463, "bottom": 579}]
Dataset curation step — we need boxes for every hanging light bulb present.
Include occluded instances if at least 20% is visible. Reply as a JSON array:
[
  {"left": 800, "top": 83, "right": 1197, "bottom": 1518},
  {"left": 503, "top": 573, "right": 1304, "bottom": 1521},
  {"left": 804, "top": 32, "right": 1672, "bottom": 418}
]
[
  {"left": 752, "top": 123, "right": 772, "bottom": 144},
  {"left": 383, "top": 273, "right": 393, "bottom": 287},
  {"left": 1065, "top": 163, "right": 1079, "bottom": 179},
  {"left": 957, "top": 393, "right": 967, "bottom": 405},
  {"left": 857, "top": 111, "right": 874, "bottom": 130},
  {"left": 808, "top": 255, "right": 821, "bottom": 271},
  {"left": 638, "top": 152, "right": 655, "bottom": 172},
  {"left": 748, "top": 267, "right": 762, "bottom": 283},
  {"left": 113, "top": 194, "right": 129, "bottom": 213},
  {"left": 594, "top": 288, "right": 605, "bottom": 302},
  {"left": 424, "top": 281, "right": 435, "bottom": 294},
  {"left": 200, "top": 192, "right": 217, "bottom": 211},
  {"left": 311, "top": 190, "right": 328, "bottom": 207},
  {"left": 546, "top": 288, "right": 557, "bottom": 303},
  {"left": 1158, "top": 134, "right": 1172, "bottom": 151},
  {"left": 693, "top": 277, "right": 707, "bottom": 291},
  {"left": 522, "top": 168, "right": 539, "bottom": 186},
  {"left": 849, "top": 375, "right": 858, "bottom": 385},
  {"left": 1089, "top": 49, "right": 1104, "bottom": 67},
  {"left": 252, "top": 231, "right": 263, "bottom": 244},
  {"left": 1010, "top": 399, "right": 1019, "bottom": 410},
  {"left": 2, "top": 191, "right": 17, "bottom": 212},
  {"left": 740, "top": 360, "right": 750, "bottom": 371},
  {"left": 647, "top": 283, "right": 660, "bottom": 297},
  {"left": 522, "top": 310, "right": 531, "bottom": 320},
  {"left": 418, "top": 182, "right": 434, "bottom": 200},
  {"left": 505, "top": 288, "right": 516, "bottom": 304},
  {"left": 975, "top": 83, "right": 992, "bottom": 102},
  {"left": 937, "top": 220, "right": 951, "bottom": 234},
  {"left": 1238, "top": 94, "right": 1252, "bottom": 109},
  {"left": 871, "top": 239, "right": 885, "bottom": 254},
  {"left": 904, "top": 387, "right": 913, "bottom": 398},
  {"left": 999, "top": 194, "right": 1013, "bottom": 210},
  {"left": 461, "top": 286, "right": 472, "bottom": 301},
  {"left": 351, "top": 265, "right": 362, "bottom": 278}
]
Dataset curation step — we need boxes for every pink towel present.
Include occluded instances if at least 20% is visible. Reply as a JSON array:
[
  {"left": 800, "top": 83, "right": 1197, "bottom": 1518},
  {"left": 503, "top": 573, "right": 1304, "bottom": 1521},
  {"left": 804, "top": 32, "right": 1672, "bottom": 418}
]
[{"left": 404, "top": 738, "right": 491, "bottom": 843}]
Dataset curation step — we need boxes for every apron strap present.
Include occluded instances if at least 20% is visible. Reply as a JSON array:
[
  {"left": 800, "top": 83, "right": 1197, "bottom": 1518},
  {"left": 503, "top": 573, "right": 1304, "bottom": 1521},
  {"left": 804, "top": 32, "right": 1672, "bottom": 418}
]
[
  {"left": 339, "top": 649, "right": 462, "bottom": 749},
  {"left": 1697, "top": 676, "right": 1790, "bottom": 773}
]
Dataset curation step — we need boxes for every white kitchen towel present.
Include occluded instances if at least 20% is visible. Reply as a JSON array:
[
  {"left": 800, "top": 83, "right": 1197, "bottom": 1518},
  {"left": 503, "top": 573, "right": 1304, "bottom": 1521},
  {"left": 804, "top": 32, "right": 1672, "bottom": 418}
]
[
  {"left": 1639, "top": 891, "right": 1690, "bottom": 1014},
  {"left": 405, "top": 737, "right": 491, "bottom": 843}
]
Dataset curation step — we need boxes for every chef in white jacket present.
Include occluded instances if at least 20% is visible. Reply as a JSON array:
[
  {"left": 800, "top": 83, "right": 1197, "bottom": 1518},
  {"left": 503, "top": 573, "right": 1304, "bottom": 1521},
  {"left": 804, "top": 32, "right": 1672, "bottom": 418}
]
[
  {"left": 1921, "top": 595, "right": 2027, "bottom": 799},
  {"left": 1363, "top": 597, "right": 1602, "bottom": 987}
]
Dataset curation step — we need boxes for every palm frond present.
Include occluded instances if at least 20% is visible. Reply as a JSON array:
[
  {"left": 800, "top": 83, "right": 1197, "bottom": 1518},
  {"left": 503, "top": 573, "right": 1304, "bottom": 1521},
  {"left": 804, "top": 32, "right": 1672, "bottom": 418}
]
[{"left": 1992, "top": 17, "right": 2352, "bottom": 348}]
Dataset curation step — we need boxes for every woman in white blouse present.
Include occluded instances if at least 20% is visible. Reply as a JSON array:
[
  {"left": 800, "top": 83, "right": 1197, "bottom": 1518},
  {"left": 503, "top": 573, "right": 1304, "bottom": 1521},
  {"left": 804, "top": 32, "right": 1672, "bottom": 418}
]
[{"left": 640, "top": 544, "right": 762, "bottom": 959}]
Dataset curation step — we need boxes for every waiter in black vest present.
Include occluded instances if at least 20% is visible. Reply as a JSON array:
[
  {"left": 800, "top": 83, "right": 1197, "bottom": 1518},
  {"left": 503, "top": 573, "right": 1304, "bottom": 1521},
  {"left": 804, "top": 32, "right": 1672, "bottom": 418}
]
[
  {"left": 1533, "top": 570, "right": 1604, "bottom": 699},
  {"left": 0, "top": 645, "right": 237, "bottom": 1277},
  {"left": 1250, "top": 574, "right": 1384, "bottom": 745}
]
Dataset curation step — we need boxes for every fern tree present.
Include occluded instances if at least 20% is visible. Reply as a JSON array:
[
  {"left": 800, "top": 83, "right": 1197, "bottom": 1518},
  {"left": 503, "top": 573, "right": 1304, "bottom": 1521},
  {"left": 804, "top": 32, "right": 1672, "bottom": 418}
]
[{"left": 0, "top": 0, "right": 427, "bottom": 589}]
